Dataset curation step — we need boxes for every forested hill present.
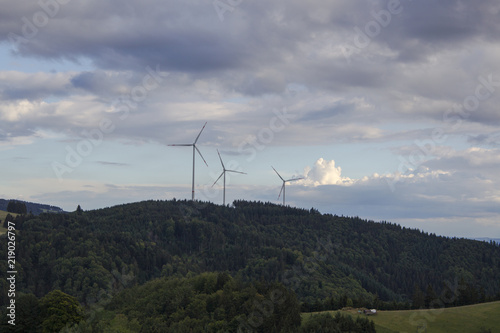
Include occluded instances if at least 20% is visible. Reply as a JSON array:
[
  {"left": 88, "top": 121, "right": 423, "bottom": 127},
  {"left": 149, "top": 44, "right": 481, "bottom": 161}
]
[
  {"left": 1, "top": 199, "right": 499, "bottom": 311},
  {"left": 0, "top": 198, "right": 64, "bottom": 215}
]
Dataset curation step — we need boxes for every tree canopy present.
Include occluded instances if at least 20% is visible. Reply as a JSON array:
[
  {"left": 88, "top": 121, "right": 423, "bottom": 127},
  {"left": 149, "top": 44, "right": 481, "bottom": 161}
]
[
  {"left": 7, "top": 200, "right": 27, "bottom": 214},
  {"left": 0, "top": 199, "right": 498, "bottom": 331}
]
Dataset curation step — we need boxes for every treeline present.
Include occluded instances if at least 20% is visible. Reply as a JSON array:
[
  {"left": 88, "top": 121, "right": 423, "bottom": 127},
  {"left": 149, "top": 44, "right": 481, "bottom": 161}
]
[
  {"left": 303, "top": 277, "right": 495, "bottom": 313},
  {"left": 6, "top": 200, "right": 27, "bottom": 215},
  {"left": 0, "top": 199, "right": 63, "bottom": 215},
  {"left": 103, "top": 272, "right": 301, "bottom": 332},
  {"left": 0, "top": 290, "right": 84, "bottom": 332},
  {"left": 0, "top": 272, "right": 376, "bottom": 332},
  {"left": 1, "top": 199, "right": 499, "bottom": 312},
  {"left": 302, "top": 312, "right": 375, "bottom": 333}
]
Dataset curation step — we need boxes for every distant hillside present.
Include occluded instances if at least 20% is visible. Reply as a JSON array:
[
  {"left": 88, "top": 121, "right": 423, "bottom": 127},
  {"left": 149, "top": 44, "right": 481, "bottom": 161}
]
[
  {"left": 0, "top": 200, "right": 499, "bottom": 313},
  {"left": 474, "top": 237, "right": 500, "bottom": 244},
  {"left": 0, "top": 198, "right": 64, "bottom": 215}
]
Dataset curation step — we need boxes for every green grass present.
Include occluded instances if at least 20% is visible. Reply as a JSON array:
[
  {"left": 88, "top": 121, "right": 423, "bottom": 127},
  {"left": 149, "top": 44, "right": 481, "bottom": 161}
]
[
  {"left": 303, "top": 301, "right": 500, "bottom": 333},
  {"left": 0, "top": 210, "right": 18, "bottom": 235}
]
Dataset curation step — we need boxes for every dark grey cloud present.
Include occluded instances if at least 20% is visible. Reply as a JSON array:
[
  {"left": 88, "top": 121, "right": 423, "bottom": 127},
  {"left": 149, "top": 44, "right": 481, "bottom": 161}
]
[
  {"left": 398, "top": 1, "right": 500, "bottom": 42},
  {"left": 468, "top": 132, "right": 500, "bottom": 146},
  {"left": 1, "top": 0, "right": 500, "bottom": 145},
  {"left": 1, "top": 0, "right": 498, "bottom": 104},
  {"left": 70, "top": 71, "right": 106, "bottom": 91},
  {"left": 69, "top": 70, "right": 146, "bottom": 97},
  {"left": 2, "top": 1, "right": 499, "bottom": 69},
  {"left": 3, "top": 1, "right": 303, "bottom": 73},
  {"left": 355, "top": 0, "right": 500, "bottom": 62},
  {"left": 299, "top": 102, "right": 355, "bottom": 123}
]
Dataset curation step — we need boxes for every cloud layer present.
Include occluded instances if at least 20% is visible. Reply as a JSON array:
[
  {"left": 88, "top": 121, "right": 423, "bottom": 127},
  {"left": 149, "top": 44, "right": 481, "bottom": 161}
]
[{"left": 1, "top": 0, "right": 500, "bottom": 237}]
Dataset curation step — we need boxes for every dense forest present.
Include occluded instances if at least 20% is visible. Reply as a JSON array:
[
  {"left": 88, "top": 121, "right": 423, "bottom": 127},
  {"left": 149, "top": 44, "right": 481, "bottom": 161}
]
[
  {"left": 0, "top": 199, "right": 64, "bottom": 215},
  {"left": 1, "top": 199, "right": 499, "bottom": 331}
]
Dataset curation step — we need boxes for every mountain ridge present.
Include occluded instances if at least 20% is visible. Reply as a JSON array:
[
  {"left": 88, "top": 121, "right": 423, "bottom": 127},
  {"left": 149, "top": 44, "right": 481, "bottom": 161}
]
[
  {"left": 0, "top": 198, "right": 64, "bottom": 215},
  {"left": 1, "top": 199, "right": 498, "bottom": 313},
  {"left": 473, "top": 237, "right": 500, "bottom": 244}
]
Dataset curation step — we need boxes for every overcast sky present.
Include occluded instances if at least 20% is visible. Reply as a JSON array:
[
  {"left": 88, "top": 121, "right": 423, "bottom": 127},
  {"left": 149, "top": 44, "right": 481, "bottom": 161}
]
[{"left": 1, "top": 0, "right": 500, "bottom": 238}]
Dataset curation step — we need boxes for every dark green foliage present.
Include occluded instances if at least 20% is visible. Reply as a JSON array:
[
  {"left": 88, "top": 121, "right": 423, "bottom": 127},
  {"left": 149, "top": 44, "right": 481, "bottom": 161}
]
[
  {"left": 300, "top": 312, "right": 375, "bottom": 333},
  {"left": 412, "top": 284, "right": 426, "bottom": 309},
  {"left": 301, "top": 313, "right": 342, "bottom": 333},
  {"left": 424, "top": 283, "right": 438, "bottom": 308},
  {"left": 39, "top": 290, "right": 84, "bottom": 332},
  {"left": 7, "top": 200, "right": 27, "bottom": 214},
  {"left": 0, "top": 293, "right": 42, "bottom": 332},
  {"left": 0, "top": 199, "right": 499, "bottom": 314},
  {"left": 105, "top": 272, "right": 301, "bottom": 332},
  {"left": 3, "top": 213, "right": 14, "bottom": 228},
  {"left": 15, "top": 293, "right": 42, "bottom": 332},
  {"left": 0, "top": 291, "right": 83, "bottom": 333}
]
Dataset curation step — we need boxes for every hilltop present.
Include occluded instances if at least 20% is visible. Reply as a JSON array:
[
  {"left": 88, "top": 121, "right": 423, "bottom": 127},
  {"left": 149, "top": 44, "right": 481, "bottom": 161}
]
[
  {"left": 0, "top": 200, "right": 500, "bottom": 332},
  {"left": 0, "top": 199, "right": 499, "bottom": 331},
  {"left": 0, "top": 198, "right": 64, "bottom": 215},
  {"left": 474, "top": 237, "right": 500, "bottom": 244}
]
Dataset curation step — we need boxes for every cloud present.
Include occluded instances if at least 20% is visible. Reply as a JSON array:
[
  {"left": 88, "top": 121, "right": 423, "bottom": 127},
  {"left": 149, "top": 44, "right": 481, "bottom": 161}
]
[
  {"left": 0, "top": 71, "right": 74, "bottom": 100},
  {"left": 1, "top": 0, "right": 500, "bottom": 146},
  {"left": 290, "top": 148, "right": 500, "bottom": 235},
  {"left": 300, "top": 158, "right": 352, "bottom": 186},
  {"left": 4, "top": 145, "right": 499, "bottom": 238},
  {"left": 467, "top": 132, "right": 500, "bottom": 147},
  {"left": 95, "top": 161, "right": 130, "bottom": 167},
  {"left": 1, "top": 0, "right": 500, "bottom": 239},
  {"left": 0, "top": 99, "right": 37, "bottom": 122}
]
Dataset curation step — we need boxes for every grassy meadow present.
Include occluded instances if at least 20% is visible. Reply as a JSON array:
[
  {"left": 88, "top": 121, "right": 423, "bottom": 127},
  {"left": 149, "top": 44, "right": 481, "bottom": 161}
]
[
  {"left": 0, "top": 210, "right": 17, "bottom": 235},
  {"left": 303, "top": 301, "right": 500, "bottom": 333}
]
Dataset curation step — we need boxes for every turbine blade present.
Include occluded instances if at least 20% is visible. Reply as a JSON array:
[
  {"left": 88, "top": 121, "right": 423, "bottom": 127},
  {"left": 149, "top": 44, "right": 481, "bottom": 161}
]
[
  {"left": 272, "top": 166, "right": 285, "bottom": 181},
  {"left": 194, "top": 122, "right": 207, "bottom": 144},
  {"left": 217, "top": 149, "right": 225, "bottom": 170},
  {"left": 168, "top": 144, "right": 193, "bottom": 146},
  {"left": 226, "top": 170, "right": 247, "bottom": 175},
  {"left": 195, "top": 145, "right": 208, "bottom": 166},
  {"left": 286, "top": 177, "right": 304, "bottom": 182},
  {"left": 277, "top": 183, "right": 284, "bottom": 200},
  {"left": 212, "top": 171, "right": 224, "bottom": 187}
]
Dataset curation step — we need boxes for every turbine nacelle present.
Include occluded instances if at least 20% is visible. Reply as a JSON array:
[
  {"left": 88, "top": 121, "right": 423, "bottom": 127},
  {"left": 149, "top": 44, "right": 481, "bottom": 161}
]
[
  {"left": 168, "top": 122, "right": 209, "bottom": 200},
  {"left": 272, "top": 166, "right": 304, "bottom": 205},
  {"left": 212, "top": 149, "right": 246, "bottom": 205}
]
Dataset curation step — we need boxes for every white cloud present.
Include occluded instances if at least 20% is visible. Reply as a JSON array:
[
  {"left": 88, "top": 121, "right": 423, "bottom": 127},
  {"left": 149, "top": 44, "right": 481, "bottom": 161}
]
[
  {"left": 0, "top": 99, "right": 36, "bottom": 122},
  {"left": 452, "top": 147, "right": 500, "bottom": 165},
  {"left": 300, "top": 158, "right": 352, "bottom": 186}
]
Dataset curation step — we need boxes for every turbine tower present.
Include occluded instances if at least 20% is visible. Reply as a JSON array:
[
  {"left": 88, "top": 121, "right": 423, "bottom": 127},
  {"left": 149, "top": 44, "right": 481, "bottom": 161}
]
[
  {"left": 272, "top": 166, "right": 303, "bottom": 206},
  {"left": 212, "top": 149, "right": 246, "bottom": 205},
  {"left": 169, "top": 122, "right": 208, "bottom": 200}
]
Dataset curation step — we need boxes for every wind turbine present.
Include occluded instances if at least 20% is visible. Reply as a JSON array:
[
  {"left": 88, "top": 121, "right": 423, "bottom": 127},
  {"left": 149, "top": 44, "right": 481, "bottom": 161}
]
[
  {"left": 169, "top": 122, "right": 208, "bottom": 201},
  {"left": 272, "top": 166, "right": 303, "bottom": 206},
  {"left": 212, "top": 149, "right": 246, "bottom": 205}
]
